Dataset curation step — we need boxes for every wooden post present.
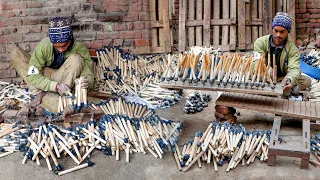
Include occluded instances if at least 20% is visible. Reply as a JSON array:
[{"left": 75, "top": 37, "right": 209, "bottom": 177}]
[
  {"left": 222, "top": 0, "right": 229, "bottom": 45},
  {"left": 203, "top": 0, "right": 211, "bottom": 47},
  {"left": 230, "top": 0, "right": 237, "bottom": 47},
  {"left": 150, "top": 0, "right": 158, "bottom": 48},
  {"left": 188, "top": 0, "right": 195, "bottom": 47},
  {"left": 288, "top": 0, "right": 296, "bottom": 43},
  {"left": 196, "top": 0, "right": 203, "bottom": 46},
  {"left": 213, "top": 0, "right": 220, "bottom": 46},
  {"left": 263, "top": 0, "right": 273, "bottom": 35},
  {"left": 179, "top": 0, "right": 187, "bottom": 52},
  {"left": 251, "top": 0, "right": 259, "bottom": 42},
  {"left": 238, "top": 0, "right": 246, "bottom": 50},
  {"left": 162, "top": 0, "right": 171, "bottom": 52}
]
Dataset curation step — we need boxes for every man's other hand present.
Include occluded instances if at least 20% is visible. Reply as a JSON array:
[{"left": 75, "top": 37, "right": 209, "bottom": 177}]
[
  {"left": 281, "top": 78, "right": 293, "bottom": 91},
  {"left": 75, "top": 75, "right": 89, "bottom": 89},
  {"left": 56, "top": 83, "right": 71, "bottom": 96}
]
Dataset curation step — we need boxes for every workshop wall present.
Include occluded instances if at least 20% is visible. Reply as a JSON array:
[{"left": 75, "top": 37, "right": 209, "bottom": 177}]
[
  {"left": 0, "top": 0, "right": 150, "bottom": 83},
  {"left": 296, "top": 0, "right": 320, "bottom": 46}
]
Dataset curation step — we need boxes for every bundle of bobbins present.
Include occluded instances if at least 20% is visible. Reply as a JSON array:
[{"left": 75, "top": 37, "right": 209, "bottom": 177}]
[
  {"left": 183, "top": 91, "right": 212, "bottom": 114},
  {"left": 95, "top": 46, "right": 180, "bottom": 109},
  {"left": 214, "top": 105, "right": 238, "bottom": 124},
  {"left": 310, "top": 133, "right": 320, "bottom": 166},
  {"left": 171, "top": 122, "right": 271, "bottom": 172},
  {"left": 160, "top": 46, "right": 278, "bottom": 90}
]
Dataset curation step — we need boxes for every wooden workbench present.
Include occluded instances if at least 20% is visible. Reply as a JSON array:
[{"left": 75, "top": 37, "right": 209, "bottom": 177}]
[{"left": 159, "top": 81, "right": 283, "bottom": 96}]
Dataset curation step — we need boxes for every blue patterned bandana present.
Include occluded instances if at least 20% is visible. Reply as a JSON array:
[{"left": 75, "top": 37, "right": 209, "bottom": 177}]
[
  {"left": 272, "top": 12, "right": 292, "bottom": 33},
  {"left": 48, "top": 17, "right": 73, "bottom": 43}
]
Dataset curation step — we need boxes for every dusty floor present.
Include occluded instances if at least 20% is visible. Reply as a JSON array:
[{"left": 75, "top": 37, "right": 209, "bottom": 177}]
[{"left": 0, "top": 92, "right": 319, "bottom": 180}]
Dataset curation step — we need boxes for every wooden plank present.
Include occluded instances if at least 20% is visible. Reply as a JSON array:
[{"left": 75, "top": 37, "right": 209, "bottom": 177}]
[
  {"left": 159, "top": 81, "right": 283, "bottom": 96},
  {"left": 316, "top": 103, "right": 320, "bottom": 117},
  {"left": 229, "top": 0, "right": 237, "bottom": 47},
  {"left": 203, "top": 0, "right": 211, "bottom": 47},
  {"left": 258, "top": 0, "right": 263, "bottom": 37},
  {"left": 245, "top": 2, "right": 252, "bottom": 45},
  {"left": 196, "top": 0, "right": 203, "bottom": 46},
  {"left": 186, "top": 19, "right": 236, "bottom": 26},
  {"left": 270, "top": 115, "right": 282, "bottom": 147},
  {"left": 150, "top": 0, "right": 158, "bottom": 47},
  {"left": 283, "top": 0, "right": 287, "bottom": 12},
  {"left": 188, "top": 0, "right": 195, "bottom": 47},
  {"left": 88, "top": 91, "right": 116, "bottom": 99},
  {"left": 269, "top": 146, "right": 310, "bottom": 157},
  {"left": 238, "top": 0, "right": 246, "bottom": 50},
  {"left": 251, "top": 0, "right": 259, "bottom": 43},
  {"left": 221, "top": 0, "right": 229, "bottom": 45},
  {"left": 150, "top": 21, "right": 173, "bottom": 28},
  {"left": 262, "top": 0, "right": 272, "bottom": 35},
  {"left": 213, "top": 0, "right": 220, "bottom": 46},
  {"left": 179, "top": 0, "right": 187, "bottom": 52},
  {"left": 294, "top": 101, "right": 301, "bottom": 116},
  {"left": 276, "top": 0, "right": 282, "bottom": 12},
  {"left": 162, "top": 0, "right": 172, "bottom": 52},
  {"left": 288, "top": 0, "right": 296, "bottom": 43},
  {"left": 309, "top": 101, "right": 317, "bottom": 118},
  {"left": 302, "top": 119, "right": 310, "bottom": 150}
]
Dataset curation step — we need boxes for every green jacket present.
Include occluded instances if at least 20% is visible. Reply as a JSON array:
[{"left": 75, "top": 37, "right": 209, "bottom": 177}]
[
  {"left": 253, "top": 35, "right": 301, "bottom": 86},
  {"left": 27, "top": 37, "right": 94, "bottom": 92}
]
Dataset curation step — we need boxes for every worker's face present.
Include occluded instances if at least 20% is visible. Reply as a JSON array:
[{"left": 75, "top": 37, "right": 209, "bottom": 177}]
[
  {"left": 53, "top": 40, "right": 71, "bottom": 53},
  {"left": 272, "top": 26, "right": 288, "bottom": 46}
]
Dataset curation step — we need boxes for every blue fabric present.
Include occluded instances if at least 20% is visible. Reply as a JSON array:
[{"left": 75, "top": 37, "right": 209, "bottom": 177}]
[
  {"left": 49, "top": 39, "right": 74, "bottom": 69},
  {"left": 48, "top": 17, "right": 73, "bottom": 43},
  {"left": 272, "top": 12, "right": 292, "bottom": 32}
]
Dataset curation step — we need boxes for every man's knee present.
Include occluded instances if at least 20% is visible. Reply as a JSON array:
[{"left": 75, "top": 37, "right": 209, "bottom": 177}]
[
  {"left": 299, "top": 75, "right": 311, "bottom": 90},
  {"left": 65, "top": 53, "right": 84, "bottom": 68}
]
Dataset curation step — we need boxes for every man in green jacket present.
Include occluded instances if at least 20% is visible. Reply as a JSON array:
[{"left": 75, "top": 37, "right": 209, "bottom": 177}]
[
  {"left": 10, "top": 17, "right": 94, "bottom": 114},
  {"left": 253, "top": 12, "right": 311, "bottom": 96}
]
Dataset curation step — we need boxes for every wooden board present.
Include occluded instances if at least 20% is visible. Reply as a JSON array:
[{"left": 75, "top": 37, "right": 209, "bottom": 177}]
[
  {"left": 159, "top": 81, "right": 283, "bottom": 96},
  {"left": 215, "top": 92, "right": 320, "bottom": 121}
]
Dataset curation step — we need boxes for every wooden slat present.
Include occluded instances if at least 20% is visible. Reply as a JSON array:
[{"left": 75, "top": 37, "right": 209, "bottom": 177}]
[
  {"left": 150, "top": 0, "right": 158, "bottom": 47},
  {"left": 196, "top": 0, "right": 203, "bottom": 46},
  {"left": 186, "top": 19, "right": 237, "bottom": 26},
  {"left": 229, "top": 0, "right": 237, "bottom": 46},
  {"left": 221, "top": 0, "right": 229, "bottom": 45},
  {"left": 245, "top": 2, "right": 251, "bottom": 45},
  {"left": 213, "top": 0, "right": 220, "bottom": 46},
  {"left": 276, "top": 0, "right": 282, "bottom": 12},
  {"left": 258, "top": 0, "right": 263, "bottom": 37},
  {"left": 179, "top": 0, "right": 187, "bottom": 52},
  {"left": 302, "top": 119, "right": 310, "bottom": 150},
  {"left": 160, "top": 81, "right": 284, "bottom": 96},
  {"left": 188, "top": 0, "right": 195, "bottom": 47},
  {"left": 288, "top": 0, "right": 296, "bottom": 43},
  {"left": 238, "top": 0, "right": 246, "bottom": 50},
  {"left": 251, "top": 0, "right": 259, "bottom": 43},
  {"left": 162, "top": 0, "right": 171, "bottom": 52},
  {"left": 270, "top": 115, "right": 282, "bottom": 147},
  {"left": 203, "top": 0, "right": 211, "bottom": 47},
  {"left": 263, "top": 0, "right": 273, "bottom": 35}
]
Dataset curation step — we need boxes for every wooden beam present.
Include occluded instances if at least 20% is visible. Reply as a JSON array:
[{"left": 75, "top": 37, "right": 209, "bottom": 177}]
[
  {"left": 238, "top": 0, "right": 246, "bottom": 50},
  {"left": 203, "top": 0, "right": 211, "bottom": 47},
  {"left": 162, "top": 0, "right": 172, "bottom": 52},
  {"left": 179, "top": 0, "right": 187, "bottom": 52}
]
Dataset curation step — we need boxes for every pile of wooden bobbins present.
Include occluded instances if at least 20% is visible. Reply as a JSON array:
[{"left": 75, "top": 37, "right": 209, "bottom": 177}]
[
  {"left": 0, "top": 98, "right": 182, "bottom": 176},
  {"left": 161, "top": 47, "right": 277, "bottom": 90},
  {"left": 172, "top": 122, "right": 271, "bottom": 172},
  {"left": 0, "top": 81, "right": 31, "bottom": 115},
  {"left": 95, "top": 47, "right": 180, "bottom": 109}
]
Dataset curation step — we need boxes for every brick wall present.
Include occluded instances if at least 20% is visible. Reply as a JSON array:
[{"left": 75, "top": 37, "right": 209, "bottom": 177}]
[
  {"left": 296, "top": 0, "right": 320, "bottom": 43},
  {"left": 0, "top": 0, "right": 150, "bottom": 83}
]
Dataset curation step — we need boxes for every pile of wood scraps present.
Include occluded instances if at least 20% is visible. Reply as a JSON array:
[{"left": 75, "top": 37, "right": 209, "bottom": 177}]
[
  {"left": 171, "top": 122, "right": 271, "bottom": 172},
  {"left": 95, "top": 47, "right": 180, "bottom": 109}
]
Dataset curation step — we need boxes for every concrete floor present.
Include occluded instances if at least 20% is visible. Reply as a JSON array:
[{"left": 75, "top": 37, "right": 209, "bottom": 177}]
[{"left": 1, "top": 92, "right": 319, "bottom": 180}]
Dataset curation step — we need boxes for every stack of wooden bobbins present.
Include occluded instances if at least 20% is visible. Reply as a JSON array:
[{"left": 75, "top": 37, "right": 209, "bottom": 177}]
[
  {"left": 0, "top": 81, "right": 32, "bottom": 115},
  {"left": 160, "top": 47, "right": 278, "bottom": 90},
  {"left": 171, "top": 122, "right": 270, "bottom": 172},
  {"left": 95, "top": 47, "right": 180, "bottom": 109}
]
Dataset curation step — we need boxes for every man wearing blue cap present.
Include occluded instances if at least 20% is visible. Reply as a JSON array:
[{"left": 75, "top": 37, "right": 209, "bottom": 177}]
[
  {"left": 10, "top": 17, "right": 94, "bottom": 114},
  {"left": 253, "top": 12, "right": 311, "bottom": 96}
]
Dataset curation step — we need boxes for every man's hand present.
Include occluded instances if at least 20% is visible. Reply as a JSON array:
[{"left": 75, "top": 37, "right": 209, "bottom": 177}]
[
  {"left": 75, "top": 75, "right": 89, "bottom": 89},
  {"left": 56, "top": 83, "right": 71, "bottom": 96},
  {"left": 281, "top": 78, "right": 293, "bottom": 91}
]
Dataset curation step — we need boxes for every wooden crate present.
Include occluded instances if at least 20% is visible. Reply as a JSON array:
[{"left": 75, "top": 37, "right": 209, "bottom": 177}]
[
  {"left": 149, "top": 0, "right": 174, "bottom": 53},
  {"left": 178, "top": 0, "right": 237, "bottom": 52}
]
